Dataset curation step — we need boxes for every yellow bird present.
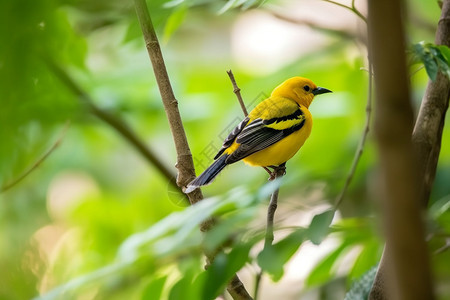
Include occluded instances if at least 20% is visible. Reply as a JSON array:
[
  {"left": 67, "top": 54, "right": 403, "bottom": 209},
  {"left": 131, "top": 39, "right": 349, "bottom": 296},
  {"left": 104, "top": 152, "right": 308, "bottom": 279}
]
[{"left": 185, "top": 77, "right": 331, "bottom": 193}]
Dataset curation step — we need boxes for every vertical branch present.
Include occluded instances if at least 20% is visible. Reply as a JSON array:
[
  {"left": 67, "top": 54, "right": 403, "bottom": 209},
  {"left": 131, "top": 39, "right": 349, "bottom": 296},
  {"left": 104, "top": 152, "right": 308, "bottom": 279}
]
[
  {"left": 371, "top": 1, "right": 449, "bottom": 298},
  {"left": 412, "top": 0, "right": 450, "bottom": 207},
  {"left": 225, "top": 70, "right": 284, "bottom": 299},
  {"left": 134, "top": 0, "right": 200, "bottom": 202},
  {"left": 368, "top": 0, "right": 434, "bottom": 299},
  {"left": 254, "top": 166, "right": 285, "bottom": 300},
  {"left": 134, "top": 4, "right": 252, "bottom": 300}
]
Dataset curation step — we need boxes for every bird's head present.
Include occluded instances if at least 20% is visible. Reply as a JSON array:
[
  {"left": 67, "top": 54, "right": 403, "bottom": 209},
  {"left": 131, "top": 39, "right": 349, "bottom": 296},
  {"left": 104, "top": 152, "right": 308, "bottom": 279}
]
[{"left": 271, "top": 77, "right": 332, "bottom": 108}]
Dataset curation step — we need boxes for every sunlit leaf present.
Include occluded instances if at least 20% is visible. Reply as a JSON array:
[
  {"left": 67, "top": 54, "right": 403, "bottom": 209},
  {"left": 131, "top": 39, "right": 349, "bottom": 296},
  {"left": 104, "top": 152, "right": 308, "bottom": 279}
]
[
  {"left": 163, "top": 5, "right": 187, "bottom": 43},
  {"left": 305, "top": 243, "right": 348, "bottom": 287},
  {"left": 349, "top": 240, "right": 381, "bottom": 281},
  {"left": 142, "top": 275, "right": 168, "bottom": 300}
]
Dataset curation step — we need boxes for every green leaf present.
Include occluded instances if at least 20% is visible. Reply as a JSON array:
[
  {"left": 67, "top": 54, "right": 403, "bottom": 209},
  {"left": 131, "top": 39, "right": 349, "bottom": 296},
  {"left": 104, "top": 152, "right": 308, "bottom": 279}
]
[
  {"left": 349, "top": 240, "right": 382, "bottom": 281},
  {"left": 201, "top": 242, "right": 252, "bottom": 299},
  {"left": 142, "top": 275, "right": 167, "bottom": 300},
  {"left": 438, "top": 45, "right": 450, "bottom": 62},
  {"left": 203, "top": 210, "right": 255, "bottom": 252},
  {"left": 257, "top": 229, "right": 306, "bottom": 281},
  {"left": 305, "top": 243, "right": 348, "bottom": 287},
  {"left": 423, "top": 51, "right": 439, "bottom": 81},
  {"left": 163, "top": 5, "right": 187, "bottom": 43},
  {"left": 308, "top": 209, "right": 335, "bottom": 245},
  {"left": 411, "top": 42, "right": 450, "bottom": 80},
  {"left": 168, "top": 273, "right": 193, "bottom": 300}
]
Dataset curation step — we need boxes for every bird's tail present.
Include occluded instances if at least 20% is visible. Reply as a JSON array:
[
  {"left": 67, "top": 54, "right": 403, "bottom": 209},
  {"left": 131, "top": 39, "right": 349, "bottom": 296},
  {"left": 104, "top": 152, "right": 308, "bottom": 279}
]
[{"left": 185, "top": 154, "right": 228, "bottom": 193}]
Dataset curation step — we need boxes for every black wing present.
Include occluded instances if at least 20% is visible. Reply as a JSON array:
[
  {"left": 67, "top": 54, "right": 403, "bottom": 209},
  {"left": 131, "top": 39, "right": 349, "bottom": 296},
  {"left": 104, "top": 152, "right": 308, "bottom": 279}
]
[
  {"left": 225, "top": 109, "right": 305, "bottom": 164},
  {"left": 213, "top": 116, "right": 250, "bottom": 160}
]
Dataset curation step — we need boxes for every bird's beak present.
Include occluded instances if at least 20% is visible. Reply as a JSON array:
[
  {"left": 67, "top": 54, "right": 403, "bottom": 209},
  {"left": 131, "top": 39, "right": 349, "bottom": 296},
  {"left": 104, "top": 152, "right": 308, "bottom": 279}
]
[{"left": 312, "top": 87, "right": 332, "bottom": 96}]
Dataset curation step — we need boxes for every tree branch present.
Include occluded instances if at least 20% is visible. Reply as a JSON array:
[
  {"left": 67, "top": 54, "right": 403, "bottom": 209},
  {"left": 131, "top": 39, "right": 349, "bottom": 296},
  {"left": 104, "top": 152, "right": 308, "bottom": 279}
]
[
  {"left": 0, "top": 121, "right": 70, "bottom": 193},
  {"left": 226, "top": 70, "right": 272, "bottom": 176},
  {"left": 334, "top": 64, "right": 372, "bottom": 208},
  {"left": 268, "top": 10, "right": 363, "bottom": 43},
  {"left": 254, "top": 165, "right": 285, "bottom": 300},
  {"left": 134, "top": 3, "right": 252, "bottom": 299},
  {"left": 367, "top": 0, "right": 434, "bottom": 299},
  {"left": 227, "top": 70, "right": 248, "bottom": 117},
  {"left": 134, "top": 0, "right": 200, "bottom": 200},
  {"left": 370, "top": 0, "right": 450, "bottom": 300},
  {"left": 370, "top": 1, "right": 449, "bottom": 298},
  {"left": 412, "top": 0, "right": 450, "bottom": 207}
]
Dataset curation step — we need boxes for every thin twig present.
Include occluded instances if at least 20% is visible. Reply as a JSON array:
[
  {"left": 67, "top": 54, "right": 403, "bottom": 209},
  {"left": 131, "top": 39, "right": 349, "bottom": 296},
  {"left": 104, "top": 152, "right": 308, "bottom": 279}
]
[
  {"left": 334, "top": 63, "right": 373, "bottom": 208},
  {"left": 434, "top": 239, "right": 450, "bottom": 255},
  {"left": 225, "top": 70, "right": 286, "bottom": 299},
  {"left": 255, "top": 165, "right": 285, "bottom": 300},
  {"left": 268, "top": 10, "right": 362, "bottom": 43},
  {"left": 320, "top": 0, "right": 367, "bottom": 23},
  {"left": 227, "top": 70, "right": 248, "bottom": 116},
  {"left": 226, "top": 70, "right": 271, "bottom": 176},
  {"left": 0, "top": 121, "right": 71, "bottom": 193}
]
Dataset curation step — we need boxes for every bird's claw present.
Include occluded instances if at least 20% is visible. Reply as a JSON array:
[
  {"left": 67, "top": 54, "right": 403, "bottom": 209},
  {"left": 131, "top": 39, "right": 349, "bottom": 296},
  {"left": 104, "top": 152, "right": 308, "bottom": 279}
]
[{"left": 267, "top": 163, "right": 286, "bottom": 181}]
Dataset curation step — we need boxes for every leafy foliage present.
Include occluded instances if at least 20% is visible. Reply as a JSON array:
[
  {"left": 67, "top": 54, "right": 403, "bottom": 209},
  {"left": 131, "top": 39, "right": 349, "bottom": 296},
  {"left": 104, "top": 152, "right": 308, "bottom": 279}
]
[
  {"left": 411, "top": 42, "right": 450, "bottom": 80},
  {"left": 1, "top": 0, "right": 449, "bottom": 299}
]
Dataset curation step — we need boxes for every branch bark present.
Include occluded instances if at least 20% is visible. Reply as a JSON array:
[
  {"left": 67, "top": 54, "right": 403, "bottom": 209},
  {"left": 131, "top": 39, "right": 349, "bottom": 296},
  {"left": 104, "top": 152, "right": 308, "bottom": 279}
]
[
  {"left": 368, "top": 0, "right": 435, "bottom": 299},
  {"left": 134, "top": 0, "right": 201, "bottom": 202},
  {"left": 412, "top": 0, "right": 450, "bottom": 207},
  {"left": 134, "top": 3, "right": 252, "bottom": 299}
]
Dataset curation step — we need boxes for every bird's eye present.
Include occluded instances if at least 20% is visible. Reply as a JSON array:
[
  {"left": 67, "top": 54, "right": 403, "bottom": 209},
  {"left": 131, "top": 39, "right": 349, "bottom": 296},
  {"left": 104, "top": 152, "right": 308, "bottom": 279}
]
[{"left": 303, "top": 85, "right": 310, "bottom": 92}]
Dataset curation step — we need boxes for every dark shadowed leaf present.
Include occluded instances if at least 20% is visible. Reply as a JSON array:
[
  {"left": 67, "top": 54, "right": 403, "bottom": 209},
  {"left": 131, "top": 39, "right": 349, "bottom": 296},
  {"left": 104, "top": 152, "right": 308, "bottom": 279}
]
[
  {"left": 201, "top": 242, "right": 252, "bottom": 299},
  {"left": 257, "top": 229, "right": 306, "bottom": 281},
  {"left": 308, "top": 209, "right": 335, "bottom": 245}
]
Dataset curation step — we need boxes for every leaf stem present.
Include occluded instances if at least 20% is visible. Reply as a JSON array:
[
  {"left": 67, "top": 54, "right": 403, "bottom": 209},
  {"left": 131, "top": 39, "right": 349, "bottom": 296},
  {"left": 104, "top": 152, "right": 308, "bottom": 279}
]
[
  {"left": 321, "top": 0, "right": 367, "bottom": 23},
  {"left": 0, "top": 121, "right": 71, "bottom": 193},
  {"left": 334, "top": 63, "right": 373, "bottom": 208}
]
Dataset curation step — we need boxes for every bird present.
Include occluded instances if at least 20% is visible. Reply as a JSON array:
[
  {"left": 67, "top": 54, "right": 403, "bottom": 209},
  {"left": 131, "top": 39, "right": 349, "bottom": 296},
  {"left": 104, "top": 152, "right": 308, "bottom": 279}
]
[{"left": 184, "top": 77, "right": 332, "bottom": 193}]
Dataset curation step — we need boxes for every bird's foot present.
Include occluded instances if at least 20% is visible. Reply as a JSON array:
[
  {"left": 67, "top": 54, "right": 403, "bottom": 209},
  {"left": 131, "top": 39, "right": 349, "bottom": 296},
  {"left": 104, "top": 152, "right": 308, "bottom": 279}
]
[{"left": 267, "top": 163, "right": 286, "bottom": 181}]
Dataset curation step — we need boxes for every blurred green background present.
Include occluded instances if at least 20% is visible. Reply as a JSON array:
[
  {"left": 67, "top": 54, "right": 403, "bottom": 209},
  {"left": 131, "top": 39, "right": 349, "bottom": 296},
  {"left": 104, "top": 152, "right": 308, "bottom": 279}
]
[{"left": 1, "top": 0, "right": 449, "bottom": 299}]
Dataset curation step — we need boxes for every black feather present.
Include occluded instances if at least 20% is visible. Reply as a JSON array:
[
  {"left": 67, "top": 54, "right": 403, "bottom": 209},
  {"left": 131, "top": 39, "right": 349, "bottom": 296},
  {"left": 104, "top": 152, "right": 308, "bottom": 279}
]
[
  {"left": 185, "top": 154, "right": 229, "bottom": 193},
  {"left": 214, "top": 117, "right": 250, "bottom": 160}
]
